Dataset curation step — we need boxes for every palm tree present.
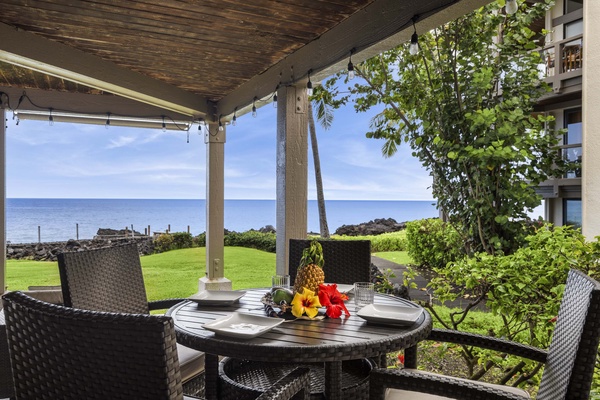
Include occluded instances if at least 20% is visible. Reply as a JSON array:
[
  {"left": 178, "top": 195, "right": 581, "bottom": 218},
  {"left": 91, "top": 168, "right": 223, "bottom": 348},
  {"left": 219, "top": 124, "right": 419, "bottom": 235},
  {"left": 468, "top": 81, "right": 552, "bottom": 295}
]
[{"left": 307, "top": 99, "right": 333, "bottom": 238}]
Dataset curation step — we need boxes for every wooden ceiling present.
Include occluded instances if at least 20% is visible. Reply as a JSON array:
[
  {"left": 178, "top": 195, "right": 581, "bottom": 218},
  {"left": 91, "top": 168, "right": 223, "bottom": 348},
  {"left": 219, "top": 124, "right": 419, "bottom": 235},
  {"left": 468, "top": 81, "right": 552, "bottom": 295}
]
[{"left": 0, "top": 0, "right": 490, "bottom": 121}]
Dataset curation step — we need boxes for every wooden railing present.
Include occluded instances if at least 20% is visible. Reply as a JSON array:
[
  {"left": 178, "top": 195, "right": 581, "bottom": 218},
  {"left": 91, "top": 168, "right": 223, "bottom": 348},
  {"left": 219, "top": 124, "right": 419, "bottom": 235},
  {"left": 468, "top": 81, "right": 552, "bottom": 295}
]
[{"left": 542, "top": 34, "right": 583, "bottom": 93}]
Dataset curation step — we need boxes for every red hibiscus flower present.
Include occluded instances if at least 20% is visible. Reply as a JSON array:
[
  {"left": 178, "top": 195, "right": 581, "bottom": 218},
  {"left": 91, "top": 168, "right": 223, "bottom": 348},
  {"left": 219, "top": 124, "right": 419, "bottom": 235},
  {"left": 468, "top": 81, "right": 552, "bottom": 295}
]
[
  {"left": 397, "top": 354, "right": 405, "bottom": 365},
  {"left": 318, "top": 284, "right": 350, "bottom": 319}
]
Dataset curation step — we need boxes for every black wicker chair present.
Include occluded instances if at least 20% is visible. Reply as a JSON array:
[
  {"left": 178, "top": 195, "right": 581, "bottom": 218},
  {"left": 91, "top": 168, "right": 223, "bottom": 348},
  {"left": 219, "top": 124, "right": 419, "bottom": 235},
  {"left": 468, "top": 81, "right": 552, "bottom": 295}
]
[
  {"left": 288, "top": 239, "right": 371, "bottom": 285},
  {"left": 2, "top": 290, "right": 195, "bottom": 400},
  {"left": 1, "top": 287, "right": 64, "bottom": 399},
  {"left": 57, "top": 243, "right": 205, "bottom": 395},
  {"left": 369, "top": 269, "right": 600, "bottom": 400},
  {"left": 2, "top": 291, "right": 311, "bottom": 400}
]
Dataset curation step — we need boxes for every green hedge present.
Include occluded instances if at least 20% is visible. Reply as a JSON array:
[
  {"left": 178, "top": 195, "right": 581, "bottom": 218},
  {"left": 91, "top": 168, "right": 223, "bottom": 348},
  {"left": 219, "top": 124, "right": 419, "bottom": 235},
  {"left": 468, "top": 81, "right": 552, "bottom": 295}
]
[
  {"left": 405, "top": 218, "right": 464, "bottom": 269},
  {"left": 333, "top": 231, "right": 407, "bottom": 252},
  {"left": 155, "top": 229, "right": 408, "bottom": 254}
]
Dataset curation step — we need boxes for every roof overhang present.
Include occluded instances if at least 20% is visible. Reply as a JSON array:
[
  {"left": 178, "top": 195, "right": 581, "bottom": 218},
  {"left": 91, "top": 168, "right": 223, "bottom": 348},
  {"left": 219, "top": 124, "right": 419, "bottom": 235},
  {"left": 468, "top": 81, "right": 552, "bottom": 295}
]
[{"left": 0, "top": 0, "right": 491, "bottom": 125}]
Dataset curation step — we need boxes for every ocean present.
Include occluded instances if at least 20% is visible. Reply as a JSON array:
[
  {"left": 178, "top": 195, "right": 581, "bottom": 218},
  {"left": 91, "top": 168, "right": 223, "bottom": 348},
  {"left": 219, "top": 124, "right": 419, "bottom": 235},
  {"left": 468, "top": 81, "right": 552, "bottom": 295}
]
[{"left": 6, "top": 198, "right": 439, "bottom": 244}]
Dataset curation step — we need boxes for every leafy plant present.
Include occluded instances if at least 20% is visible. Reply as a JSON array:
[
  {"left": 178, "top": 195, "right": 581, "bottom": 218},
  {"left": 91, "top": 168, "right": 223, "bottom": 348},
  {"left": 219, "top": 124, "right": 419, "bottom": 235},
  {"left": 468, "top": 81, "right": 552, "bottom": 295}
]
[
  {"left": 171, "top": 232, "right": 193, "bottom": 249},
  {"left": 327, "top": 0, "right": 567, "bottom": 256},
  {"left": 153, "top": 233, "right": 174, "bottom": 253},
  {"left": 405, "top": 218, "right": 464, "bottom": 270},
  {"left": 424, "top": 224, "right": 598, "bottom": 388}
]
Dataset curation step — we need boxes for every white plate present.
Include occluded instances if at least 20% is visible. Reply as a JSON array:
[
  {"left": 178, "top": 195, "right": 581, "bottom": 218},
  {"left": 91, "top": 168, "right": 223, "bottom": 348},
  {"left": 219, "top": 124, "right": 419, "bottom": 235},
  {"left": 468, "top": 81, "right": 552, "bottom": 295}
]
[
  {"left": 357, "top": 304, "right": 423, "bottom": 326},
  {"left": 202, "top": 312, "right": 284, "bottom": 339},
  {"left": 188, "top": 290, "right": 246, "bottom": 306},
  {"left": 324, "top": 283, "right": 354, "bottom": 294}
]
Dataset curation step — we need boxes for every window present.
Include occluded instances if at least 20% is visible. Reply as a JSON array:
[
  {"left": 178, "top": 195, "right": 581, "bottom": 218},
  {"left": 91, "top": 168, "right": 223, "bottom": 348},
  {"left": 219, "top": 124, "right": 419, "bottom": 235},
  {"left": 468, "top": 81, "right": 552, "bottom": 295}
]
[
  {"left": 563, "top": 199, "right": 582, "bottom": 229},
  {"left": 564, "top": 108, "right": 582, "bottom": 178},
  {"left": 565, "top": 0, "right": 583, "bottom": 14}
]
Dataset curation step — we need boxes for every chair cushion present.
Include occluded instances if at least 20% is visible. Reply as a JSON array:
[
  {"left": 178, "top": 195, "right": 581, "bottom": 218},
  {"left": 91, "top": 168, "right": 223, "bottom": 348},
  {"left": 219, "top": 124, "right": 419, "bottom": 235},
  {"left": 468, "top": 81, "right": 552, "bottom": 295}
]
[
  {"left": 385, "top": 370, "right": 530, "bottom": 399},
  {"left": 177, "top": 343, "right": 205, "bottom": 383}
]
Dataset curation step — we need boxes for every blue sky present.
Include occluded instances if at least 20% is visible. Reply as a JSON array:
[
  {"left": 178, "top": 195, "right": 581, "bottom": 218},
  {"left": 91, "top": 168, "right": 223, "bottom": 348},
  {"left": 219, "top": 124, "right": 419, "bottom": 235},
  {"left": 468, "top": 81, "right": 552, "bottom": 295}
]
[{"left": 5, "top": 95, "right": 434, "bottom": 200}]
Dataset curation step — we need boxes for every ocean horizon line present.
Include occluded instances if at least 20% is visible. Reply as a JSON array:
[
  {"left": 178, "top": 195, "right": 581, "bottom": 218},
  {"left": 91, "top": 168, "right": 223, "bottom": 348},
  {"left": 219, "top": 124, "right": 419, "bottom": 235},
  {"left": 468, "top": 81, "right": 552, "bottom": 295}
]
[{"left": 7, "top": 197, "right": 438, "bottom": 202}]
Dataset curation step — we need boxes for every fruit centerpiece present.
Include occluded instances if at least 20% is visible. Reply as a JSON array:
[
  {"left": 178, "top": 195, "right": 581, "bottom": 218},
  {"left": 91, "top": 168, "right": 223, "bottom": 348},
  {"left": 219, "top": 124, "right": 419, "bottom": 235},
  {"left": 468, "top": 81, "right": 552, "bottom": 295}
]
[
  {"left": 293, "top": 239, "right": 325, "bottom": 295},
  {"left": 263, "top": 240, "right": 350, "bottom": 319}
]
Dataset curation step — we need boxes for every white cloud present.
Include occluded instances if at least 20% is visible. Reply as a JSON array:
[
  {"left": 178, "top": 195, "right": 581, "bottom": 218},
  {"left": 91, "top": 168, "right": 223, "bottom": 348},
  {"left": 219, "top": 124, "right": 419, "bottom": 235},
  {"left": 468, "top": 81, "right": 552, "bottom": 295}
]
[{"left": 107, "top": 136, "right": 136, "bottom": 148}]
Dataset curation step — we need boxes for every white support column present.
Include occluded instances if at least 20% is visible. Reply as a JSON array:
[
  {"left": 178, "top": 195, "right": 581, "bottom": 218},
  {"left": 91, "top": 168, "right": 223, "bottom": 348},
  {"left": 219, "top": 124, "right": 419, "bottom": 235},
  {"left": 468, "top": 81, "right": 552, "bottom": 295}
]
[
  {"left": 199, "top": 121, "right": 231, "bottom": 291},
  {"left": 582, "top": 0, "right": 600, "bottom": 239},
  {"left": 276, "top": 85, "right": 308, "bottom": 274},
  {"left": 0, "top": 108, "right": 5, "bottom": 297}
]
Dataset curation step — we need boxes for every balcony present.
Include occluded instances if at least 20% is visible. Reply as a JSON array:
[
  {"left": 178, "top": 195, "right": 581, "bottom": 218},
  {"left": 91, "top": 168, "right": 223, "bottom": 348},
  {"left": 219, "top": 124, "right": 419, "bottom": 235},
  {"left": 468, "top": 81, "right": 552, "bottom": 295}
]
[{"left": 541, "top": 34, "right": 583, "bottom": 96}]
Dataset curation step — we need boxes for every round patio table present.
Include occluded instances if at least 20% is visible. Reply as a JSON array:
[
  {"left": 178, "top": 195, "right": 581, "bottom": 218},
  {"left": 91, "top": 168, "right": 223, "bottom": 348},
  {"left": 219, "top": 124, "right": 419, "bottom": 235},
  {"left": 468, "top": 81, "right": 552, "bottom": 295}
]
[{"left": 166, "top": 288, "right": 432, "bottom": 400}]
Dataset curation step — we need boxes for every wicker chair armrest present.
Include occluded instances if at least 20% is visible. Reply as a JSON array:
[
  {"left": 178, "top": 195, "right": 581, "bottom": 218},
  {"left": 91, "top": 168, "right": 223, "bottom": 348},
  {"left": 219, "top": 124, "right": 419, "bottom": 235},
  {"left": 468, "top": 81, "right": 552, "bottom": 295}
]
[
  {"left": 255, "top": 367, "right": 311, "bottom": 400},
  {"left": 428, "top": 329, "right": 547, "bottom": 363},
  {"left": 148, "top": 298, "right": 186, "bottom": 311},
  {"left": 369, "top": 368, "right": 528, "bottom": 400}
]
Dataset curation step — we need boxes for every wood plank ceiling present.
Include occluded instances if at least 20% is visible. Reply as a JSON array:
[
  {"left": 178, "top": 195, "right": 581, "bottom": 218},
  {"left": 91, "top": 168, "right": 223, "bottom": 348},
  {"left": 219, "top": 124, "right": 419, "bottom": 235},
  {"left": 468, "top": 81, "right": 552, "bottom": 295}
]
[
  {"left": 0, "top": 1, "right": 371, "bottom": 105},
  {"left": 0, "top": 0, "right": 490, "bottom": 121}
]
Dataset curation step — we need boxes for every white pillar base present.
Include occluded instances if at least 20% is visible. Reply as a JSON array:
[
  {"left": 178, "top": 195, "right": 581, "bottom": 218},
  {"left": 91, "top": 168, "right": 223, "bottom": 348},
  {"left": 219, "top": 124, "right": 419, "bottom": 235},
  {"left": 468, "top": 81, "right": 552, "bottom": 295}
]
[{"left": 198, "top": 277, "right": 232, "bottom": 291}]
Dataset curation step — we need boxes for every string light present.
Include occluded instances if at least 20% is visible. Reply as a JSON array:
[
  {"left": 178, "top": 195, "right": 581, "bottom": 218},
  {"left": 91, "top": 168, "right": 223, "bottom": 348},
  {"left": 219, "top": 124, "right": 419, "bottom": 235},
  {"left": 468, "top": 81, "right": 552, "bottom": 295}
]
[
  {"left": 49, "top": 108, "right": 54, "bottom": 126},
  {"left": 306, "top": 70, "right": 313, "bottom": 96},
  {"left": 410, "top": 17, "right": 419, "bottom": 56},
  {"left": 218, "top": 115, "right": 224, "bottom": 132},
  {"left": 161, "top": 116, "right": 166, "bottom": 132},
  {"left": 252, "top": 97, "right": 257, "bottom": 118},
  {"left": 105, "top": 112, "right": 111, "bottom": 129},
  {"left": 505, "top": 0, "right": 518, "bottom": 15},
  {"left": 347, "top": 49, "right": 355, "bottom": 80},
  {"left": 232, "top": 108, "right": 237, "bottom": 126},
  {"left": 273, "top": 85, "right": 279, "bottom": 108}
]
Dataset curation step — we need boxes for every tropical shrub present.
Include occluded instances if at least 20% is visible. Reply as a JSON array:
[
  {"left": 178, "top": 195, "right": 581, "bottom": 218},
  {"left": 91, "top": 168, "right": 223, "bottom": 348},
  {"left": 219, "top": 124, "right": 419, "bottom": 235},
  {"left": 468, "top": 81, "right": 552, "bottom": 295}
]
[
  {"left": 335, "top": 231, "right": 407, "bottom": 252},
  {"left": 405, "top": 219, "right": 464, "bottom": 269},
  {"left": 224, "top": 230, "right": 276, "bottom": 253},
  {"left": 171, "top": 232, "right": 193, "bottom": 249},
  {"left": 153, "top": 233, "right": 174, "bottom": 253},
  {"left": 193, "top": 233, "right": 206, "bottom": 247},
  {"left": 421, "top": 224, "right": 600, "bottom": 388}
]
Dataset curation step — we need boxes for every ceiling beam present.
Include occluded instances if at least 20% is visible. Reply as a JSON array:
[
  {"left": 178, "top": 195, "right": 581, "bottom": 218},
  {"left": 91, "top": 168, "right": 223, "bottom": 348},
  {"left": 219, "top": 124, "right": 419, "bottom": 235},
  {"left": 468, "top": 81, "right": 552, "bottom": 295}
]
[
  {"left": 0, "top": 22, "right": 210, "bottom": 118},
  {"left": 217, "top": 0, "right": 491, "bottom": 120},
  {"left": 0, "top": 86, "right": 193, "bottom": 122}
]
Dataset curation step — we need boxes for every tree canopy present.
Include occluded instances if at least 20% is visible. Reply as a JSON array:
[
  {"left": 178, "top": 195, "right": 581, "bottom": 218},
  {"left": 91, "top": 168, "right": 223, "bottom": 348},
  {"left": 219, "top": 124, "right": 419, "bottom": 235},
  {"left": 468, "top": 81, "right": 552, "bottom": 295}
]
[{"left": 328, "top": 0, "right": 565, "bottom": 255}]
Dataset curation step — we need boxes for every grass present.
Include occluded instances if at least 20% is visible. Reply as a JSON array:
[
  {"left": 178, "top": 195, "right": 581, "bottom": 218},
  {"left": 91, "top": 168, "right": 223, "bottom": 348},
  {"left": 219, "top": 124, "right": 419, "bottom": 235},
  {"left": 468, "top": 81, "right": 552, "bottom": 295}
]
[
  {"left": 372, "top": 250, "right": 413, "bottom": 265},
  {"left": 6, "top": 246, "right": 276, "bottom": 300}
]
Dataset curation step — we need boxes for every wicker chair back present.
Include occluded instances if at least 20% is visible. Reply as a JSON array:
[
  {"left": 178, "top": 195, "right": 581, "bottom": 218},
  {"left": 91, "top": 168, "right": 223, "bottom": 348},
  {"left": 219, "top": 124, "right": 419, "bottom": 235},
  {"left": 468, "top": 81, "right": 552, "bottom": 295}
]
[
  {"left": 58, "top": 243, "right": 150, "bottom": 314},
  {"left": 537, "top": 268, "right": 600, "bottom": 399},
  {"left": 288, "top": 239, "right": 371, "bottom": 285},
  {"left": 1, "top": 291, "right": 184, "bottom": 400}
]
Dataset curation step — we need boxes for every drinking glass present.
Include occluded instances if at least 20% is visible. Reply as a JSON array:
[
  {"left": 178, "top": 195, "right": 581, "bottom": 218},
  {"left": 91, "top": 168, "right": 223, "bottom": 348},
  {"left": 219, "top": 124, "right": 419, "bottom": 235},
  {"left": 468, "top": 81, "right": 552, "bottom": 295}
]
[
  {"left": 272, "top": 274, "right": 291, "bottom": 289},
  {"left": 354, "top": 282, "right": 375, "bottom": 308}
]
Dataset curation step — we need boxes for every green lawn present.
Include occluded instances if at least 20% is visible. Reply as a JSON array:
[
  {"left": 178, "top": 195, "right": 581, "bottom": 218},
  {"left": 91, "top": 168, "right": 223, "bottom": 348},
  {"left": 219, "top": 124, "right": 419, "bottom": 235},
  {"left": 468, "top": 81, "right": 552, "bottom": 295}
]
[
  {"left": 6, "top": 246, "right": 276, "bottom": 300},
  {"left": 372, "top": 250, "right": 413, "bottom": 265}
]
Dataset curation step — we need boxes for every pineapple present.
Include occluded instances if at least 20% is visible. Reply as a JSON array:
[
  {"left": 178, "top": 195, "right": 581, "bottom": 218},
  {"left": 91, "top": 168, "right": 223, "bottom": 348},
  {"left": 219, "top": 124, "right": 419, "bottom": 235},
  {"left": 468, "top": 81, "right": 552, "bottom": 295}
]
[{"left": 293, "top": 240, "right": 325, "bottom": 295}]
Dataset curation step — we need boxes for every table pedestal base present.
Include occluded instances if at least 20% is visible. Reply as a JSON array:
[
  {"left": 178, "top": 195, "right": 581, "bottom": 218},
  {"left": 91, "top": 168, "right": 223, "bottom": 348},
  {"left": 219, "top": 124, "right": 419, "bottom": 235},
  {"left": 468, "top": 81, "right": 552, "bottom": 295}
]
[{"left": 218, "top": 357, "right": 374, "bottom": 400}]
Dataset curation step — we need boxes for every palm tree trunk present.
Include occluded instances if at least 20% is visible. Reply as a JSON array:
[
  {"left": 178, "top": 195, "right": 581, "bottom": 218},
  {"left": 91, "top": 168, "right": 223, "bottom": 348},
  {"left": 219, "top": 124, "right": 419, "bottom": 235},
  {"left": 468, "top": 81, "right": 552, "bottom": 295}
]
[{"left": 308, "top": 102, "right": 330, "bottom": 238}]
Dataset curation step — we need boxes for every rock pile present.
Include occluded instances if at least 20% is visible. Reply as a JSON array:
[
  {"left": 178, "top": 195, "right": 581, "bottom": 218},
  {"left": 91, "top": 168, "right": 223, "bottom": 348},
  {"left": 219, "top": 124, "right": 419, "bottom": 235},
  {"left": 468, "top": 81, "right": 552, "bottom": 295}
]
[
  {"left": 334, "top": 218, "right": 407, "bottom": 236},
  {"left": 6, "top": 237, "right": 154, "bottom": 262}
]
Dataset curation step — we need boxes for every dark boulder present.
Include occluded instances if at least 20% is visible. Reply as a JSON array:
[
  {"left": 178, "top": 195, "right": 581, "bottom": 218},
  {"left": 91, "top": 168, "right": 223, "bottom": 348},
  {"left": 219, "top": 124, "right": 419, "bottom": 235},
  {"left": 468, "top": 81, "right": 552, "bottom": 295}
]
[{"left": 335, "top": 218, "right": 406, "bottom": 236}]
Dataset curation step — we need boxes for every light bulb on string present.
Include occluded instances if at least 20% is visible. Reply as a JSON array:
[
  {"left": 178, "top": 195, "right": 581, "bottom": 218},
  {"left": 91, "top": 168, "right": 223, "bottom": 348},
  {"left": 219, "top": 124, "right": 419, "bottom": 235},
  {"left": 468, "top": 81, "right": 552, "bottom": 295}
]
[
  {"left": 347, "top": 49, "right": 355, "bottom": 80},
  {"left": 409, "top": 16, "right": 419, "bottom": 56},
  {"left": 306, "top": 70, "right": 313, "bottom": 96},
  {"left": 252, "top": 97, "right": 257, "bottom": 118},
  {"left": 218, "top": 115, "right": 224, "bottom": 132},
  {"left": 49, "top": 108, "right": 54, "bottom": 126},
  {"left": 273, "top": 85, "right": 279, "bottom": 108},
  {"left": 187, "top": 131, "right": 190, "bottom": 143},
  {"left": 162, "top": 116, "right": 166, "bottom": 132},
  {"left": 505, "top": 0, "right": 518, "bottom": 15},
  {"left": 105, "top": 112, "right": 111, "bottom": 129},
  {"left": 232, "top": 109, "right": 237, "bottom": 126}
]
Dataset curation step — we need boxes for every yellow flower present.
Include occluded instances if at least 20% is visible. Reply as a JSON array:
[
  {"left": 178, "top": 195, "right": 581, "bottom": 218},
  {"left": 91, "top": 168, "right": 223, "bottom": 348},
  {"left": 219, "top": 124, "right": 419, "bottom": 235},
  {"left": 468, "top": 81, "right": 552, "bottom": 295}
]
[{"left": 291, "top": 287, "right": 322, "bottom": 318}]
